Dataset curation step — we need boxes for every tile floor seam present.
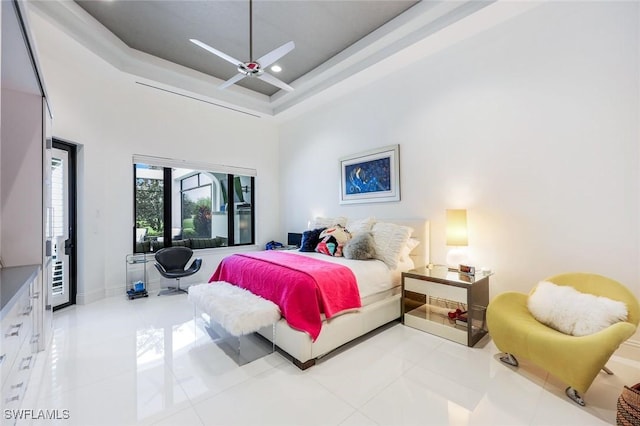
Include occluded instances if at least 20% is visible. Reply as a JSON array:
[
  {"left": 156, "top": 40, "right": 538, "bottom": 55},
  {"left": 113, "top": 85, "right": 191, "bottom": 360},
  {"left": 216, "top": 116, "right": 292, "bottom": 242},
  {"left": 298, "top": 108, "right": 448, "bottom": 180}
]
[
  {"left": 307, "top": 350, "right": 416, "bottom": 410},
  {"left": 184, "top": 360, "right": 280, "bottom": 408},
  {"left": 353, "top": 409, "right": 382, "bottom": 426},
  {"left": 170, "top": 357, "right": 266, "bottom": 407},
  {"left": 525, "top": 375, "right": 548, "bottom": 426}
]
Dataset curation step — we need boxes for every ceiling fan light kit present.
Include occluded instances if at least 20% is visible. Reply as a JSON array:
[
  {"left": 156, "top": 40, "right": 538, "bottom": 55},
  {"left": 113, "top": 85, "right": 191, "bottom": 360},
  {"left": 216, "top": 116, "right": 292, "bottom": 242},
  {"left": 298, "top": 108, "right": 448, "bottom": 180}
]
[{"left": 190, "top": 0, "right": 295, "bottom": 92}]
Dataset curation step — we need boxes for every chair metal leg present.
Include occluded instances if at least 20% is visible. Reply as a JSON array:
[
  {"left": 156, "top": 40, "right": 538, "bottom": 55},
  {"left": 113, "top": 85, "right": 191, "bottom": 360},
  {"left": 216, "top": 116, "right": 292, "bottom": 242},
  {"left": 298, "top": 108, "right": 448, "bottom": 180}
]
[
  {"left": 158, "top": 278, "right": 188, "bottom": 296},
  {"left": 602, "top": 366, "right": 614, "bottom": 375},
  {"left": 565, "top": 387, "right": 585, "bottom": 406},
  {"left": 499, "top": 353, "right": 519, "bottom": 367}
]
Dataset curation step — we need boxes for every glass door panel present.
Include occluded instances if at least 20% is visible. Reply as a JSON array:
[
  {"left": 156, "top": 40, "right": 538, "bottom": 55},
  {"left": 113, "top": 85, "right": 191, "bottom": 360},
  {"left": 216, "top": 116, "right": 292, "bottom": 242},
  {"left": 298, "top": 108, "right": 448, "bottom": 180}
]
[{"left": 51, "top": 148, "right": 70, "bottom": 307}]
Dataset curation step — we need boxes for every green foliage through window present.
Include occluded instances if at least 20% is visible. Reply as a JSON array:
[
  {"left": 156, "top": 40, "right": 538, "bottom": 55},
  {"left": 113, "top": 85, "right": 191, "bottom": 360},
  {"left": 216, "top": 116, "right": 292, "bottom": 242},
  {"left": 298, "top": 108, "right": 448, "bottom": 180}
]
[{"left": 135, "top": 177, "right": 163, "bottom": 232}]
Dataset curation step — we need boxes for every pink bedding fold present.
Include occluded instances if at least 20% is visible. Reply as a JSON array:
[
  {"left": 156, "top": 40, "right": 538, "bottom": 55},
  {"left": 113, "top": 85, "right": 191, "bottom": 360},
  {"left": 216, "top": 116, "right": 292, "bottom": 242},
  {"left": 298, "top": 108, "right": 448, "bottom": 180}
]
[{"left": 209, "top": 251, "right": 361, "bottom": 341}]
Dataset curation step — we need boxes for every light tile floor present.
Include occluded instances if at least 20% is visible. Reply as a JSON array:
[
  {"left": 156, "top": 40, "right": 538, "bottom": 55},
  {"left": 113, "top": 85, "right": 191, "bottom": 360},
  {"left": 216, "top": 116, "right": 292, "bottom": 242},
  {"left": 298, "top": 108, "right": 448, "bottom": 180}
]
[{"left": 30, "top": 294, "right": 640, "bottom": 426}]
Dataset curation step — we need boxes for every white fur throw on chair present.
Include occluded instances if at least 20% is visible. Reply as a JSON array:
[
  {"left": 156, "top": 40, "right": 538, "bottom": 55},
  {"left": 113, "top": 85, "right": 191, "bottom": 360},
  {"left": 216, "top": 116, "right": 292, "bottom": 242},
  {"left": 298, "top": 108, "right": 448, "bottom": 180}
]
[
  {"left": 188, "top": 282, "right": 281, "bottom": 336},
  {"left": 527, "top": 280, "right": 628, "bottom": 336}
]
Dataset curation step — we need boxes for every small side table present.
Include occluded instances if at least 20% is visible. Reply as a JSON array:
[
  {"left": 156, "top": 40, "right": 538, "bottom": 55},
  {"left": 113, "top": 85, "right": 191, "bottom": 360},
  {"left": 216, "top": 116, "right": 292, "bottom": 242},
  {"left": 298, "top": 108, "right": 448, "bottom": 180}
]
[{"left": 401, "top": 265, "right": 491, "bottom": 347}]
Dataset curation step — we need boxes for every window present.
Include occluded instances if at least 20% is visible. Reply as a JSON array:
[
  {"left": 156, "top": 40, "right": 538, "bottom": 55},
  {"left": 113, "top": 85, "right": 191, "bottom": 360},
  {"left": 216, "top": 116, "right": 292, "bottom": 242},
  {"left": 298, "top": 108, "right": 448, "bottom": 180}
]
[{"left": 133, "top": 156, "right": 255, "bottom": 253}]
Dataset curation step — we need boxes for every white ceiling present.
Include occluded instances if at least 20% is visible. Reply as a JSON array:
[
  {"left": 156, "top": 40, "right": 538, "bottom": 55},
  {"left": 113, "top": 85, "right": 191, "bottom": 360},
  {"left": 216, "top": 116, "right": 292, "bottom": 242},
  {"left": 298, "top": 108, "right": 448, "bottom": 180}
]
[{"left": 29, "top": 0, "right": 496, "bottom": 118}]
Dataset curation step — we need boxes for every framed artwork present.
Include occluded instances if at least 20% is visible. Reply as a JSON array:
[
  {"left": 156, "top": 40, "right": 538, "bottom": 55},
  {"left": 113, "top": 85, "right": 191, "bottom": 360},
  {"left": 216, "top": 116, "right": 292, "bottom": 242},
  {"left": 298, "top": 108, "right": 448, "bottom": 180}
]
[{"left": 340, "top": 144, "right": 400, "bottom": 204}]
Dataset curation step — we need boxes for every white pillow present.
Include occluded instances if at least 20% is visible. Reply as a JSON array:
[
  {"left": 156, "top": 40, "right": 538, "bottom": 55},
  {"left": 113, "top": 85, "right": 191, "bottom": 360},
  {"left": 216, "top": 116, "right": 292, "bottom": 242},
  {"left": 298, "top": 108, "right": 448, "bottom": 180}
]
[
  {"left": 309, "top": 216, "right": 347, "bottom": 229},
  {"left": 400, "top": 238, "right": 420, "bottom": 262},
  {"left": 345, "top": 217, "right": 376, "bottom": 237},
  {"left": 371, "top": 222, "right": 413, "bottom": 269},
  {"left": 527, "top": 281, "right": 628, "bottom": 336},
  {"left": 395, "top": 253, "right": 415, "bottom": 273}
]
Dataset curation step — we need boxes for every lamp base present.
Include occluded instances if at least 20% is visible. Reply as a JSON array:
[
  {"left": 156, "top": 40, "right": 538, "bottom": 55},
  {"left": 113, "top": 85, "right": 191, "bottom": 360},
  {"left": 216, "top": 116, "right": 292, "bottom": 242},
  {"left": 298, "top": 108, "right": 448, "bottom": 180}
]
[{"left": 446, "top": 247, "right": 469, "bottom": 270}]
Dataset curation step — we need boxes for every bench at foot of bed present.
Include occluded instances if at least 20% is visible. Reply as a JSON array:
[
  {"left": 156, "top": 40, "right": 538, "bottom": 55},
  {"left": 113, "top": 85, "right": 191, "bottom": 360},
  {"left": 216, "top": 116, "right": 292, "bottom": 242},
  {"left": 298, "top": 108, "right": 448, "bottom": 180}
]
[
  {"left": 188, "top": 282, "right": 282, "bottom": 364},
  {"left": 188, "top": 282, "right": 281, "bottom": 336}
]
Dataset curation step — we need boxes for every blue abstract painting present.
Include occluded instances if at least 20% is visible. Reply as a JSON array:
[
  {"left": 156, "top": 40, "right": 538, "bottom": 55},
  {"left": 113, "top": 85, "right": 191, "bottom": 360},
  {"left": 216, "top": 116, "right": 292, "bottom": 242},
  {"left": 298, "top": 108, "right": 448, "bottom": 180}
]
[
  {"left": 340, "top": 144, "right": 400, "bottom": 204},
  {"left": 345, "top": 157, "right": 391, "bottom": 195}
]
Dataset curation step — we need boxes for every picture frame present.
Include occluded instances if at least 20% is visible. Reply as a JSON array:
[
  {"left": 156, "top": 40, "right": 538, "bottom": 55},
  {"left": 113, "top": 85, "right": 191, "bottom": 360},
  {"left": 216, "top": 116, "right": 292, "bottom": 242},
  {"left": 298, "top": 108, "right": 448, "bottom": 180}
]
[{"left": 339, "top": 144, "right": 400, "bottom": 204}]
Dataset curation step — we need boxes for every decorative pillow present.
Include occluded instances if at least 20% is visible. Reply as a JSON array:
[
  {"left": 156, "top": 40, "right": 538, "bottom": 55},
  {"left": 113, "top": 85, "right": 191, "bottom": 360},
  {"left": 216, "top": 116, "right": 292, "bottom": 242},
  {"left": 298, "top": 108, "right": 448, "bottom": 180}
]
[
  {"left": 527, "top": 280, "right": 628, "bottom": 336},
  {"left": 343, "top": 232, "right": 376, "bottom": 260},
  {"left": 370, "top": 222, "right": 413, "bottom": 269},
  {"left": 399, "top": 238, "right": 420, "bottom": 263},
  {"left": 315, "top": 225, "right": 352, "bottom": 257},
  {"left": 299, "top": 228, "right": 326, "bottom": 252},
  {"left": 309, "top": 216, "right": 348, "bottom": 229},
  {"left": 345, "top": 217, "right": 376, "bottom": 237},
  {"left": 395, "top": 254, "right": 415, "bottom": 272}
]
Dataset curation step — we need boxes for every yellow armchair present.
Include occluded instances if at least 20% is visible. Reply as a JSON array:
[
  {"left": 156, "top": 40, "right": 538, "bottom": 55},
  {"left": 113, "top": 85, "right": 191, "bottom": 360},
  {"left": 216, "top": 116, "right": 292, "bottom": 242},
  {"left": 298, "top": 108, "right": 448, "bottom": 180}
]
[{"left": 486, "top": 272, "right": 639, "bottom": 406}]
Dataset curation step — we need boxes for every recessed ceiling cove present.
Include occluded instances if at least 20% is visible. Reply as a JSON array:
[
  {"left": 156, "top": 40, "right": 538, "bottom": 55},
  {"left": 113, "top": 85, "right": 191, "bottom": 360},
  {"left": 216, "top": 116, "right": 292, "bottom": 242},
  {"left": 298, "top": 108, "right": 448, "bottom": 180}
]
[{"left": 74, "top": 0, "right": 418, "bottom": 97}]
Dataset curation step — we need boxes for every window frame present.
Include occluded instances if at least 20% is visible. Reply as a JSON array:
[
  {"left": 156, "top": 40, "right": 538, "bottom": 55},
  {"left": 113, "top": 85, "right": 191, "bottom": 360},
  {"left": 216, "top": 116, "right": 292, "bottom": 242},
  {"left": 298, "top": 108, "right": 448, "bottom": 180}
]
[{"left": 132, "top": 156, "right": 256, "bottom": 253}]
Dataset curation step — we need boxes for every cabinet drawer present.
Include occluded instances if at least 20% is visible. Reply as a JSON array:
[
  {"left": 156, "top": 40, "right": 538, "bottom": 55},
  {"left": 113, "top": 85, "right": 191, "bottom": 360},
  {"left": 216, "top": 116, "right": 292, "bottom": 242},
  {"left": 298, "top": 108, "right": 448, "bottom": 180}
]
[
  {"left": 404, "top": 277, "right": 466, "bottom": 303},
  {"left": 2, "top": 335, "right": 35, "bottom": 411},
  {"left": 1, "top": 321, "right": 35, "bottom": 389},
  {"left": 1, "top": 293, "right": 33, "bottom": 387}
]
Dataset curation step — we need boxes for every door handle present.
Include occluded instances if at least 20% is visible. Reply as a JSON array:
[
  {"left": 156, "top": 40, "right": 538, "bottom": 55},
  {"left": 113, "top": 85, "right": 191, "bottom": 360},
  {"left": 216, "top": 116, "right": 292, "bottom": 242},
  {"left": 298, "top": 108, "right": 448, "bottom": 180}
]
[
  {"left": 64, "top": 239, "right": 74, "bottom": 255},
  {"left": 19, "top": 355, "right": 33, "bottom": 370},
  {"left": 5, "top": 323, "right": 22, "bottom": 337}
]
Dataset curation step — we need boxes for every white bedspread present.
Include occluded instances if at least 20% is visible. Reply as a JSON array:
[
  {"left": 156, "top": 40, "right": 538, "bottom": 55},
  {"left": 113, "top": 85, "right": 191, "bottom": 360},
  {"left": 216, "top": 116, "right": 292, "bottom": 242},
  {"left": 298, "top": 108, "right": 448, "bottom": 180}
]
[{"left": 285, "top": 251, "right": 402, "bottom": 300}]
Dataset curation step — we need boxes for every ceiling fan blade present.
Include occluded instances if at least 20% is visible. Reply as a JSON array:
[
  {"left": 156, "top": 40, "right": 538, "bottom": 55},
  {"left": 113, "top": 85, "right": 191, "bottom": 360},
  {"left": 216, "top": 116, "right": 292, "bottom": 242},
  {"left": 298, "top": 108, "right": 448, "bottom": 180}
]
[
  {"left": 219, "top": 73, "right": 247, "bottom": 90},
  {"left": 190, "top": 39, "right": 243, "bottom": 67},
  {"left": 258, "top": 72, "right": 294, "bottom": 92},
  {"left": 257, "top": 41, "right": 295, "bottom": 68}
]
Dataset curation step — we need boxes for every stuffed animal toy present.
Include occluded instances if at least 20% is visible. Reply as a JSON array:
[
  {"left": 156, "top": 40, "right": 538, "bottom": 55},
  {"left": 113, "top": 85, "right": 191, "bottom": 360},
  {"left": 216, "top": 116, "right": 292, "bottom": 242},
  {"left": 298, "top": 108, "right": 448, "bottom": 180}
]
[{"left": 315, "top": 225, "right": 352, "bottom": 256}]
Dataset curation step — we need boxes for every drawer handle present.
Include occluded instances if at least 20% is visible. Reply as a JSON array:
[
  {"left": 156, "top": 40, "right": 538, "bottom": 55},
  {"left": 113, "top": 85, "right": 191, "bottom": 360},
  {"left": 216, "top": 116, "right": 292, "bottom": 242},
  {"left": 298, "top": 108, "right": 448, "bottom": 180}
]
[
  {"left": 21, "top": 305, "right": 33, "bottom": 316},
  {"left": 10, "top": 382, "right": 24, "bottom": 390},
  {"left": 5, "top": 323, "right": 23, "bottom": 337},
  {"left": 30, "top": 334, "right": 40, "bottom": 344},
  {"left": 5, "top": 395, "right": 20, "bottom": 403},
  {"left": 19, "top": 355, "right": 33, "bottom": 370},
  {"left": 31, "top": 292, "right": 40, "bottom": 299},
  {"left": 0, "top": 354, "right": 5, "bottom": 365}
]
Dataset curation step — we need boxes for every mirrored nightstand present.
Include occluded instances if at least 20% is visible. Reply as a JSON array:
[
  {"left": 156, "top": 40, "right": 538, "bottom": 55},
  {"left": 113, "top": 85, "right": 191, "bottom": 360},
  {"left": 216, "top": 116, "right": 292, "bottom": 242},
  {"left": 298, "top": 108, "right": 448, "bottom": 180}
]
[{"left": 401, "top": 265, "right": 491, "bottom": 347}]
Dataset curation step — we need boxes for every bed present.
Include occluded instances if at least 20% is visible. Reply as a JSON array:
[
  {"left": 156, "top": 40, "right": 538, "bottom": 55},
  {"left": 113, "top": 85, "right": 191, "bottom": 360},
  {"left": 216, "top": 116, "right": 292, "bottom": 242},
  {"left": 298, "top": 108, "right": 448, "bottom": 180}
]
[{"left": 209, "top": 218, "right": 429, "bottom": 369}]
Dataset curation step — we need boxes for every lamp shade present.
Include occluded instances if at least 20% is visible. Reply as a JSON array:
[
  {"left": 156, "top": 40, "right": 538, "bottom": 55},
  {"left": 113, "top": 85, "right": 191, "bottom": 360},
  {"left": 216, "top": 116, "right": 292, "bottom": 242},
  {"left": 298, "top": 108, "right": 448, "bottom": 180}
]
[{"left": 446, "top": 209, "right": 468, "bottom": 246}]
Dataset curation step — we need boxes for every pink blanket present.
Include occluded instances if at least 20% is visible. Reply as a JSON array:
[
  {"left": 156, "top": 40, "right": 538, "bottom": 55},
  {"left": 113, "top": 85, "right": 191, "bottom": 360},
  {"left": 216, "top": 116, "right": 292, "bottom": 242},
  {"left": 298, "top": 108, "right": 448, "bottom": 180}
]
[{"left": 209, "top": 251, "right": 361, "bottom": 341}]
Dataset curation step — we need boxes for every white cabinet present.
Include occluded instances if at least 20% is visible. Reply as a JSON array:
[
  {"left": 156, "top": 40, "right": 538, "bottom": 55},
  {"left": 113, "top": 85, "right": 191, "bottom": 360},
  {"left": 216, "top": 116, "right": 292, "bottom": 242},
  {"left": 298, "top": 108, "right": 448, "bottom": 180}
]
[
  {"left": 0, "top": 0, "right": 54, "bottom": 422},
  {"left": 0, "top": 266, "right": 40, "bottom": 424}
]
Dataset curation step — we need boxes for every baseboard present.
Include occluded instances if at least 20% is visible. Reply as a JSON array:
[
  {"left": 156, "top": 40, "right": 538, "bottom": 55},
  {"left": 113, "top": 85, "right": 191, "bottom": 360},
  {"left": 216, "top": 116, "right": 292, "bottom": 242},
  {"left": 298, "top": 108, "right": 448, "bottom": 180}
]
[
  {"left": 615, "top": 338, "right": 640, "bottom": 360},
  {"left": 76, "top": 288, "right": 105, "bottom": 304},
  {"left": 104, "top": 279, "right": 162, "bottom": 298},
  {"left": 104, "top": 286, "right": 125, "bottom": 298}
]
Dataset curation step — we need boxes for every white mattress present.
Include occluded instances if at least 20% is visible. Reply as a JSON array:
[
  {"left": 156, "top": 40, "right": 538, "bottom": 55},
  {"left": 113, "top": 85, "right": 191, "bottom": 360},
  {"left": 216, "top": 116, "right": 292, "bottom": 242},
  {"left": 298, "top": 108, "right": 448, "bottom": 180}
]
[
  {"left": 285, "top": 251, "right": 408, "bottom": 303},
  {"left": 360, "top": 286, "right": 401, "bottom": 307}
]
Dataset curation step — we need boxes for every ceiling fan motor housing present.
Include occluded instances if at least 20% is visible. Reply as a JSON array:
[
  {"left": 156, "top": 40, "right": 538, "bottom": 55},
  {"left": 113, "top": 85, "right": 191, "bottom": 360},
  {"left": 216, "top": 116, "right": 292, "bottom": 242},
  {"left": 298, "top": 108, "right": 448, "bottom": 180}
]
[{"left": 238, "top": 61, "right": 263, "bottom": 77}]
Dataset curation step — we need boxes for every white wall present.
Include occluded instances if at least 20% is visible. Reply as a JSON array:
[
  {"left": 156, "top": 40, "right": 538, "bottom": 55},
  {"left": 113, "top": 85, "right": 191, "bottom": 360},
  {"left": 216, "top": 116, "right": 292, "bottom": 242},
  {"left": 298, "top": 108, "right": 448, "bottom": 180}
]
[
  {"left": 279, "top": 1, "right": 640, "bottom": 302},
  {"left": 0, "top": 88, "right": 43, "bottom": 267},
  {"left": 29, "top": 13, "right": 281, "bottom": 303}
]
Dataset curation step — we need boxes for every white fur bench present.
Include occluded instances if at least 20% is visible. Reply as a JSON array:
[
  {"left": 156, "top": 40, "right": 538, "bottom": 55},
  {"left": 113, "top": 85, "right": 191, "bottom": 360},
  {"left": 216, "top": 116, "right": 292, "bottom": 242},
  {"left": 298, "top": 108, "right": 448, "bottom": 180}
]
[{"left": 188, "top": 282, "right": 281, "bottom": 337}]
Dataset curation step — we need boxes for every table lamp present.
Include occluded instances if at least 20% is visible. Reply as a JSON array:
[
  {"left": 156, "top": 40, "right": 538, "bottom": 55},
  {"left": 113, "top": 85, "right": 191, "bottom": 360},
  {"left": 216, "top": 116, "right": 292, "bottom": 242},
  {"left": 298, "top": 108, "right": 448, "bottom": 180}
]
[{"left": 446, "top": 209, "right": 468, "bottom": 269}]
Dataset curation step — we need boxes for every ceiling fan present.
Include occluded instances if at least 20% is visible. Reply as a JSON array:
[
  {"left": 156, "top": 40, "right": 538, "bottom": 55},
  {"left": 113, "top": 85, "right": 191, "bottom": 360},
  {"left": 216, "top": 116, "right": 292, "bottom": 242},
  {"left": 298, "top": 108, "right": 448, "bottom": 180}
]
[{"left": 190, "top": 0, "right": 295, "bottom": 92}]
